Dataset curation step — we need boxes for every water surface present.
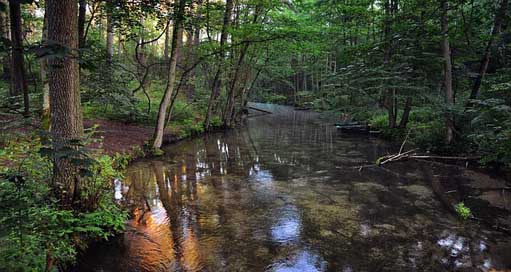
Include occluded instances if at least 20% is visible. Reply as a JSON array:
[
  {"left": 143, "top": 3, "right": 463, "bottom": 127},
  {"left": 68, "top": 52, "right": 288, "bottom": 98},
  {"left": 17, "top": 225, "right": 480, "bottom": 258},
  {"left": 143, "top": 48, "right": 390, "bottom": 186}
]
[{"left": 79, "top": 104, "right": 511, "bottom": 271}]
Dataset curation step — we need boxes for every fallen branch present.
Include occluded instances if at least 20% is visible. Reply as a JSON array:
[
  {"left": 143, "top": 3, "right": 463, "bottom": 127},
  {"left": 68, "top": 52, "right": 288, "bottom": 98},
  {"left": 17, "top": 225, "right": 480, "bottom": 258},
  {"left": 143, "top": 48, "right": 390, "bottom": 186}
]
[
  {"left": 406, "top": 155, "right": 480, "bottom": 160},
  {"left": 377, "top": 149, "right": 418, "bottom": 165},
  {"left": 377, "top": 151, "right": 480, "bottom": 165}
]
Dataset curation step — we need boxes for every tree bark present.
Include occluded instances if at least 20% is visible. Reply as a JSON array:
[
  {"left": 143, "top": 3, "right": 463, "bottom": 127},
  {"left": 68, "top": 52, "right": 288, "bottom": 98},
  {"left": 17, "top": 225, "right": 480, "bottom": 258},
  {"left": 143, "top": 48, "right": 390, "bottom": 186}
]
[
  {"left": 152, "top": 0, "right": 186, "bottom": 150},
  {"left": 40, "top": 12, "right": 50, "bottom": 130},
  {"left": 163, "top": 21, "right": 170, "bottom": 62},
  {"left": 204, "top": 0, "right": 233, "bottom": 130},
  {"left": 399, "top": 97, "right": 412, "bottom": 128},
  {"left": 8, "top": 0, "right": 29, "bottom": 116},
  {"left": 78, "top": 0, "right": 86, "bottom": 47},
  {"left": 0, "top": 0, "right": 11, "bottom": 81},
  {"left": 47, "top": 0, "right": 84, "bottom": 207},
  {"left": 441, "top": 0, "right": 454, "bottom": 144},
  {"left": 469, "top": 0, "right": 508, "bottom": 100}
]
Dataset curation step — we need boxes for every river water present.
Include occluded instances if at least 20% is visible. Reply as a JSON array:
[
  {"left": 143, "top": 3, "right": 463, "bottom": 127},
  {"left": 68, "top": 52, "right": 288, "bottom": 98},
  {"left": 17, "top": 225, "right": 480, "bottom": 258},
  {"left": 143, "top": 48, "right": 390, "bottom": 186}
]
[{"left": 78, "top": 104, "right": 511, "bottom": 271}]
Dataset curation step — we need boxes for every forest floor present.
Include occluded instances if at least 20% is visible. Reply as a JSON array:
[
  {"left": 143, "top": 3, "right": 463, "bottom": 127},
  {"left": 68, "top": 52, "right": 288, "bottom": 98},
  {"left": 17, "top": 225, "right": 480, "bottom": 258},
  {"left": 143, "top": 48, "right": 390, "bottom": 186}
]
[
  {"left": 1, "top": 115, "right": 173, "bottom": 157},
  {"left": 84, "top": 119, "right": 153, "bottom": 156}
]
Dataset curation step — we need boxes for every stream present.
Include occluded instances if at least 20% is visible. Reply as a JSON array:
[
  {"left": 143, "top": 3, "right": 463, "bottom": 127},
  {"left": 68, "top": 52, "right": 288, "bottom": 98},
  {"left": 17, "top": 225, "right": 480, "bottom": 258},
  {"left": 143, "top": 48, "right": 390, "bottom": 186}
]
[{"left": 78, "top": 104, "right": 511, "bottom": 271}]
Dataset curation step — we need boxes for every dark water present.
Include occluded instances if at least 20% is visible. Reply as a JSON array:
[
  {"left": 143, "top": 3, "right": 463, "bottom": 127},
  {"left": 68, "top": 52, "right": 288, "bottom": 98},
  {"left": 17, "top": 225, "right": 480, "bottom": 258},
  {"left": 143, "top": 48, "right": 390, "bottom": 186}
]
[{"left": 79, "top": 104, "right": 511, "bottom": 271}]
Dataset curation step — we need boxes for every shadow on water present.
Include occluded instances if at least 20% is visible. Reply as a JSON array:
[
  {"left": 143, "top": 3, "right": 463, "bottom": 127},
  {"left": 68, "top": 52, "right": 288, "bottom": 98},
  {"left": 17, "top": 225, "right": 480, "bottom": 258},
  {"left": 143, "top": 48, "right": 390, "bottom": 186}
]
[{"left": 77, "top": 103, "right": 511, "bottom": 272}]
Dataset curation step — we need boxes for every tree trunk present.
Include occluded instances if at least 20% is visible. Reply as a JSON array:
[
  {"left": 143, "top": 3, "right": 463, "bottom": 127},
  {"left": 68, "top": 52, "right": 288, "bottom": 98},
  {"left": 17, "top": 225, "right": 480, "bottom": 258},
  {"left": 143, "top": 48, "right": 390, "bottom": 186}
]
[
  {"left": 187, "top": 0, "right": 203, "bottom": 102},
  {"left": 399, "top": 97, "right": 412, "bottom": 128},
  {"left": 8, "top": 0, "right": 29, "bottom": 116},
  {"left": 223, "top": 42, "right": 249, "bottom": 128},
  {"left": 382, "top": 0, "right": 396, "bottom": 128},
  {"left": 204, "top": 0, "right": 234, "bottom": 130},
  {"left": 163, "top": 21, "right": 170, "bottom": 62},
  {"left": 469, "top": 0, "right": 508, "bottom": 100},
  {"left": 222, "top": 5, "right": 260, "bottom": 128},
  {"left": 152, "top": 0, "right": 186, "bottom": 150},
  {"left": 78, "top": 0, "right": 86, "bottom": 47},
  {"left": 106, "top": 1, "right": 114, "bottom": 65},
  {"left": 441, "top": 0, "right": 454, "bottom": 144},
  {"left": 40, "top": 12, "right": 50, "bottom": 130},
  {"left": 117, "top": 31, "right": 122, "bottom": 57},
  {"left": 0, "top": 0, "right": 11, "bottom": 81},
  {"left": 47, "top": 0, "right": 84, "bottom": 207}
]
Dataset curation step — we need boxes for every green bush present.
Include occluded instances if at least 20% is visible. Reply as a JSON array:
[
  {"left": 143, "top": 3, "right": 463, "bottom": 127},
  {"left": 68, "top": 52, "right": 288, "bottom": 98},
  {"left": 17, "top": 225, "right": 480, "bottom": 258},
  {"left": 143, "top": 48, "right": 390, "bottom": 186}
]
[{"left": 0, "top": 137, "right": 127, "bottom": 271}]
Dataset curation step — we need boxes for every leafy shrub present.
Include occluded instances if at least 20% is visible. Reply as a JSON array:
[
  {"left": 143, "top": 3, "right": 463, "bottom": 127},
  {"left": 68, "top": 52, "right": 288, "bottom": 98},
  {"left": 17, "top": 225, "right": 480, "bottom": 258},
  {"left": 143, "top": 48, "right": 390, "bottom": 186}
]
[
  {"left": 0, "top": 137, "right": 127, "bottom": 271},
  {"left": 468, "top": 97, "right": 511, "bottom": 167},
  {"left": 454, "top": 202, "right": 472, "bottom": 220},
  {"left": 210, "top": 115, "right": 223, "bottom": 128},
  {"left": 369, "top": 113, "right": 388, "bottom": 129}
]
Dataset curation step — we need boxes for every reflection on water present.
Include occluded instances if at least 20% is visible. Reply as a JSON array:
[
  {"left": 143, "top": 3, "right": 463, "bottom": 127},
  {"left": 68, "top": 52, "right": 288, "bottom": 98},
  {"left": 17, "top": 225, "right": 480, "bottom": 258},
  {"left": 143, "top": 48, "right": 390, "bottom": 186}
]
[{"left": 79, "top": 104, "right": 511, "bottom": 271}]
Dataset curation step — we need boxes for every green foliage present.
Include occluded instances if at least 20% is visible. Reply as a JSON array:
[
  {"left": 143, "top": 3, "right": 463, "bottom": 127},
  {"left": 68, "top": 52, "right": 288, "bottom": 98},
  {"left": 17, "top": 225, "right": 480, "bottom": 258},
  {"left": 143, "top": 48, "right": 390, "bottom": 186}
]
[
  {"left": 466, "top": 71, "right": 511, "bottom": 167},
  {"left": 0, "top": 138, "right": 127, "bottom": 271},
  {"left": 454, "top": 202, "right": 472, "bottom": 220},
  {"left": 209, "top": 116, "right": 223, "bottom": 128}
]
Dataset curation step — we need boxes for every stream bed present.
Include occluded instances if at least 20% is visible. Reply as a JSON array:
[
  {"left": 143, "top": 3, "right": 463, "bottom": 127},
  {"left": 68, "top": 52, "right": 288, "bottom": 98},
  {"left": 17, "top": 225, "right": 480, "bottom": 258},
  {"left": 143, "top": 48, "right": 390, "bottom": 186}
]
[{"left": 78, "top": 104, "right": 511, "bottom": 271}]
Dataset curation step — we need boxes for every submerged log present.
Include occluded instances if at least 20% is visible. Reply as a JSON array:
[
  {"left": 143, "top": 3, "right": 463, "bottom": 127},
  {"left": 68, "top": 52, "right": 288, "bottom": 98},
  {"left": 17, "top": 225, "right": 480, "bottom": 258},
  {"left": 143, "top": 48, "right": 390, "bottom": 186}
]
[{"left": 247, "top": 106, "right": 272, "bottom": 114}]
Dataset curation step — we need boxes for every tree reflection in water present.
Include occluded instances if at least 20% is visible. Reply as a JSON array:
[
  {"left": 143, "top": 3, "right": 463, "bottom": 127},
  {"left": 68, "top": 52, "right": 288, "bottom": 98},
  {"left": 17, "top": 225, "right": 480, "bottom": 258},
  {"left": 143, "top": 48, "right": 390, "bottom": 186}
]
[{"left": 79, "top": 104, "right": 511, "bottom": 271}]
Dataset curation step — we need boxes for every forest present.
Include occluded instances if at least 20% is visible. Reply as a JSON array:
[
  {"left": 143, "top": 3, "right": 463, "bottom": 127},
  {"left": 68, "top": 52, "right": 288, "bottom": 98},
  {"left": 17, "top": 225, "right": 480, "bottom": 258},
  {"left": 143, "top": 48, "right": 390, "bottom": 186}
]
[{"left": 0, "top": 0, "right": 510, "bottom": 271}]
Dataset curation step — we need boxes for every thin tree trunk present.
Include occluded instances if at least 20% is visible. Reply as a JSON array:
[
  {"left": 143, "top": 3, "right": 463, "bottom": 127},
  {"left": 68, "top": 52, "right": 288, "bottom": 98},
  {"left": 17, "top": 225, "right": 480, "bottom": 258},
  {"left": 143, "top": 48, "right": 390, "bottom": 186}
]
[
  {"left": 223, "top": 5, "right": 260, "bottom": 127},
  {"left": 8, "top": 0, "right": 29, "bottom": 116},
  {"left": 78, "top": 0, "right": 86, "bottom": 47},
  {"left": 47, "top": 0, "right": 84, "bottom": 207},
  {"left": 152, "top": 0, "right": 186, "bottom": 150},
  {"left": 441, "top": 0, "right": 454, "bottom": 144},
  {"left": 185, "top": 0, "right": 203, "bottom": 102},
  {"left": 204, "top": 0, "right": 234, "bottom": 130},
  {"left": 382, "top": 0, "right": 395, "bottom": 128},
  {"left": 117, "top": 31, "right": 122, "bottom": 57},
  {"left": 469, "top": 0, "right": 508, "bottom": 99},
  {"left": 163, "top": 21, "right": 170, "bottom": 61},
  {"left": 106, "top": 1, "right": 114, "bottom": 65},
  {"left": 0, "top": 0, "right": 11, "bottom": 81},
  {"left": 40, "top": 12, "right": 50, "bottom": 130},
  {"left": 223, "top": 42, "right": 249, "bottom": 128},
  {"left": 399, "top": 97, "right": 412, "bottom": 128}
]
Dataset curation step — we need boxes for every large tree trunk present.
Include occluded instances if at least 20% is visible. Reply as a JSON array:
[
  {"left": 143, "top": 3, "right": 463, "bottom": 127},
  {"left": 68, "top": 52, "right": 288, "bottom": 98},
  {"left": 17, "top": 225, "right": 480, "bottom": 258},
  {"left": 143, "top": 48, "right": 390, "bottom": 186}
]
[
  {"left": 469, "top": 0, "right": 508, "bottom": 100},
  {"left": 8, "top": 0, "right": 29, "bottom": 116},
  {"left": 40, "top": 12, "right": 50, "bottom": 130},
  {"left": 78, "top": 0, "right": 87, "bottom": 47},
  {"left": 441, "top": 0, "right": 454, "bottom": 144},
  {"left": 152, "top": 0, "right": 186, "bottom": 150},
  {"left": 0, "top": 0, "right": 11, "bottom": 81},
  {"left": 47, "top": 0, "right": 84, "bottom": 207},
  {"left": 204, "top": 0, "right": 234, "bottom": 130}
]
